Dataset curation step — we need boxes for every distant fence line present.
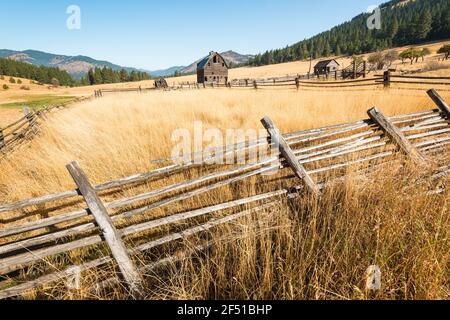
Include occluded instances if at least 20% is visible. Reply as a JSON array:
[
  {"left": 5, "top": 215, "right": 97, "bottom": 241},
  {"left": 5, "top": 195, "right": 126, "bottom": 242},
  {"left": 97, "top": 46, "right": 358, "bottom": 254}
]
[
  {"left": 0, "top": 96, "right": 94, "bottom": 157},
  {"left": 95, "top": 71, "right": 450, "bottom": 96},
  {"left": 0, "top": 89, "right": 449, "bottom": 299}
]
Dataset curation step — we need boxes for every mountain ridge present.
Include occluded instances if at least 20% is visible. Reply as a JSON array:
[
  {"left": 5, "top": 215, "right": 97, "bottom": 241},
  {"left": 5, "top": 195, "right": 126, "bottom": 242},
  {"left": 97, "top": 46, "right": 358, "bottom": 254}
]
[
  {"left": 150, "top": 51, "right": 254, "bottom": 77},
  {"left": 0, "top": 49, "right": 253, "bottom": 79},
  {"left": 0, "top": 49, "right": 147, "bottom": 80}
]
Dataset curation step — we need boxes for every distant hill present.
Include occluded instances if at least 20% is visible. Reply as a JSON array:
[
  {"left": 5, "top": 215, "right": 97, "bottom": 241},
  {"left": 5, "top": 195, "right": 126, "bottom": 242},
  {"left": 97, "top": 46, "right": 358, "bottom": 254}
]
[
  {"left": 0, "top": 49, "right": 253, "bottom": 79},
  {"left": 246, "top": 0, "right": 450, "bottom": 67},
  {"left": 152, "top": 51, "right": 254, "bottom": 77},
  {"left": 0, "top": 49, "right": 146, "bottom": 79}
]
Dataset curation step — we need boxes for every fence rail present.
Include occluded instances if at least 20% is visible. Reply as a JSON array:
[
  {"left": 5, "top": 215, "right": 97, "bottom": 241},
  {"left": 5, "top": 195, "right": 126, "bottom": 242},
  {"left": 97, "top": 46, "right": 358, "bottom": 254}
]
[
  {"left": 97, "top": 71, "right": 450, "bottom": 96},
  {"left": 0, "top": 89, "right": 449, "bottom": 299},
  {"left": 0, "top": 96, "right": 94, "bottom": 157}
]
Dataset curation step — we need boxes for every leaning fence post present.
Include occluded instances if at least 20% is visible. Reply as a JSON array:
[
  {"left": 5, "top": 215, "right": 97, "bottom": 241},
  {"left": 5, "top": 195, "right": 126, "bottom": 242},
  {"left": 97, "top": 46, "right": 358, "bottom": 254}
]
[
  {"left": 383, "top": 70, "right": 391, "bottom": 88},
  {"left": 368, "top": 107, "right": 426, "bottom": 164},
  {"left": 261, "top": 117, "right": 320, "bottom": 195},
  {"left": 66, "top": 161, "right": 144, "bottom": 299},
  {"left": 0, "top": 129, "right": 4, "bottom": 149},
  {"left": 427, "top": 89, "right": 450, "bottom": 119}
]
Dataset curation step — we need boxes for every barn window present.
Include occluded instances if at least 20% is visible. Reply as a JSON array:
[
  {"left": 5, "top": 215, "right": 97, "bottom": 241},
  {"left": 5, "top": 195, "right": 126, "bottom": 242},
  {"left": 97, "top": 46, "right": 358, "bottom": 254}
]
[
  {"left": 213, "top": 56, "right": 217, "bottom": 63},
  {"left": 208, "top": 62, "right": 210, "bottom": 67},
  {"left": 205, "top": 76, "right": 208, "bottom": 81},
  {"left": 222, "top": 63, "right": 225, "bottom": 67}
]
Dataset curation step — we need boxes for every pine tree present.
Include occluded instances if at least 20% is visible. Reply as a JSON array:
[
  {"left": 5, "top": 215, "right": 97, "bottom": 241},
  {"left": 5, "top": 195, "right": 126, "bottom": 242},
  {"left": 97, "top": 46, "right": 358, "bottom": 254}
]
[{"left": 416, "top": 10, "right": 432, "bottom": 40}]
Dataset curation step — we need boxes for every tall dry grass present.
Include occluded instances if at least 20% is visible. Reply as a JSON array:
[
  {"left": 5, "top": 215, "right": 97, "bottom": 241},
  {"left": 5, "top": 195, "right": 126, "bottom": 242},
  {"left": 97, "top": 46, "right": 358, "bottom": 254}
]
[
  {"left": 150, "top": 166, "right": 448, "bottom": 300},
  {"left": 0, "top": 89, "right": 444, "bottom": 200},
  {"left": 0, "top": 88, "right": 448, "bottom": 300}
]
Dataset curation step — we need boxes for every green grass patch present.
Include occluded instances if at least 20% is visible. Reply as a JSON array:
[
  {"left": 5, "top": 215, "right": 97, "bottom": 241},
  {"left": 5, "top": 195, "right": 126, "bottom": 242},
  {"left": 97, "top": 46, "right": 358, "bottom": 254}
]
[{"left": 0, "top": 95, "right": 77, "bottom": 109}]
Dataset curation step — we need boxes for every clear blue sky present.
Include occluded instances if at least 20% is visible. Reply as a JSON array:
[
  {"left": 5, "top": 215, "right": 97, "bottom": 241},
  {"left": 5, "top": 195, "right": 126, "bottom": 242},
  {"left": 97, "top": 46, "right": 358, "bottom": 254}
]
[{"left": 1, "top": 0, "right": 383, "bottom": 70}]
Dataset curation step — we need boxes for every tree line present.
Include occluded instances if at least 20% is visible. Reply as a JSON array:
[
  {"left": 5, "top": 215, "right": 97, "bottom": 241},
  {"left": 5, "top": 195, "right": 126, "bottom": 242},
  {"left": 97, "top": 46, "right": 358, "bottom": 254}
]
[
  {"left": 0, "top": 58, "right": 75, "bottom": 86},
  {"left": 0, "top": 58, "right": 151, "bottom": 87},
  {"left": 80, "top": 67, "right": 151, "bottom": 85},
  {"left": 245, "top": 0, "right": 450, "bottom": 67}
]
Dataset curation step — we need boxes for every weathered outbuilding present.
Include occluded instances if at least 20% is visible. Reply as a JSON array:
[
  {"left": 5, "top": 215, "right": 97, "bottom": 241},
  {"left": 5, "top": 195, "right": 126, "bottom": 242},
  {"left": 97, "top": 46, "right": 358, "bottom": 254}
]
[
  {"left": 313, "top": 59, "right": 340, "bottom": 75},
  {"left": 197, "top": 51, "right": 228, "bottom": 84}
]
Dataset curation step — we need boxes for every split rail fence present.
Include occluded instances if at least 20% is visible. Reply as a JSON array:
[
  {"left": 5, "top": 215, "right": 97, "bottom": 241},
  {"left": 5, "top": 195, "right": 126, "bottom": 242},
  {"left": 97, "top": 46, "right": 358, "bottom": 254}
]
[
  {"left": 0, "top": 96, "right": 94, "bottom": 156},
  {"left": 0, "top": 89, "right": 449, "bottom": 299},
  {"left": 97, "top": 71, "right": 450, "bottom": 96}
]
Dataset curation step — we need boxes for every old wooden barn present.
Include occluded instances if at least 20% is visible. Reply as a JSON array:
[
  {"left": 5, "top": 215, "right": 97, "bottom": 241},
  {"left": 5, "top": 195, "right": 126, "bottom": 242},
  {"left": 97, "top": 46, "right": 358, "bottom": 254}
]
[
  {"left": 197, "top": 51, "right": 229, "bottom": 84},
  {"left": 314, "top": 59, "right": 340, "bottom": 75}
]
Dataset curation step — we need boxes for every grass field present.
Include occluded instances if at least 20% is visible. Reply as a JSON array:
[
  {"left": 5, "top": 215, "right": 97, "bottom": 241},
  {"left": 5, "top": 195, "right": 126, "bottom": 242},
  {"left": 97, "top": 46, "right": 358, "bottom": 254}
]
[
  {"left": 1, "top": 40, "right": 449, "bottom": 300},
  {"left": 0, "top": 87, "right": 448, "bottom": 300},
  {"left": 0, "top": 95, "right": 76, "bottom": 110}
]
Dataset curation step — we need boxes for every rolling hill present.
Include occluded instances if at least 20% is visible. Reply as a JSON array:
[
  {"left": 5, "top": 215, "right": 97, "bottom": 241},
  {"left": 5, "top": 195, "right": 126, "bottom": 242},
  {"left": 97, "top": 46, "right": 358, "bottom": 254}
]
[
  {"left": 0, "top": 49, "right": 147, "bottom": 79},
  {"left": 246, "top": 0, "right": 450, "bottom": 67},
  {"left": 0, "top": 49, "right": 253, "bottom": 79}
]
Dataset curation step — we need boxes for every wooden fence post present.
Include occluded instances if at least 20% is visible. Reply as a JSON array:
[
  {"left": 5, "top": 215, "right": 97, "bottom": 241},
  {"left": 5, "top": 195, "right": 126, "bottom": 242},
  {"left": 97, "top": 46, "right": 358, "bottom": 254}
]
[
  {"left": 0, "top": 129, "right": 4, "bottom": 149},
  {"left": 261, "top": 117, "right": 320, "bottom": 195},
  {"left": 66, "top": 161, "right": 144, "bottom": 299},
  {"left": 427, "top": 89, "right": 450, "bottom": 119},
  {"left": 368, "top": 107, "right": 426, "bottom": 164},
  {"left": 353, "top": 61, "right": 357, "bottom": 79},
  {"left": 383, "top": 70, "right": 391, "bottom": 88},
  {"left": 253, "top": 80, "right": 258, "bottom": 90},
  {"left": 23, "top": 107, "right": 34, "bottom": 127},
  {"left": 295, "top": 77, "right": 300, "bottom": 91}
]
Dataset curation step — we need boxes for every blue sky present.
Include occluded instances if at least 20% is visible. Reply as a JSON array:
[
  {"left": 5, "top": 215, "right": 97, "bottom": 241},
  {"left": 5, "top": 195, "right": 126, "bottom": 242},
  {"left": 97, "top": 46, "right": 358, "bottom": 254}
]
[{"left": 1, "top": 0, "right": 383, "bottom": 70}]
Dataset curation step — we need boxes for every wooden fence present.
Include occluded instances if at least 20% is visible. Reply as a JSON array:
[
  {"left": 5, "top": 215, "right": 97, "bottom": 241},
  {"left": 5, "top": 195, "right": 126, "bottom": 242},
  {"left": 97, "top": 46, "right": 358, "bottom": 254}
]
[
  {"left": 96, "top": 71, "right": 450, "bottom": 96},
  {"left": 0, "top": 96, "right": 94, "bottom": 157},
  {"left": 0, "top": 89, "right": 449, "bottom": 299}
]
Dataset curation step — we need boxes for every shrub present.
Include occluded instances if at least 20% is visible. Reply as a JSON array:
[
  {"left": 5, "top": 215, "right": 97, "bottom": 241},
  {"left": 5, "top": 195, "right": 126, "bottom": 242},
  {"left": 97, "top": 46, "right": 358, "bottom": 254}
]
[
  {"left": 20, "top": 85, "right": 30, "bottom": 91},
  {"left": 17, "top": 79, "right": 22, "bottom": 84},
  {"left": 9, "top": 77, "right": 16, "bottom": 84},
  {"left": 3, "top": 84, "right": 9, "bottom": 90},
  {"left": 437, "top": 45, "right": 450, "bottom": 60},
  {"left": 51, "top": 78, "right": 60, "bottom": 87},
  {"left": 0, "top": 75, "right": 4, "bottom": 80}
]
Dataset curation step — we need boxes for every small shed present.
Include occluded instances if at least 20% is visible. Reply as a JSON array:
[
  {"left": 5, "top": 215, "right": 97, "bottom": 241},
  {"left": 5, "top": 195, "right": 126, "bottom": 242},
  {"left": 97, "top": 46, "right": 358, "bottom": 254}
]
[
  {"left": 314, "top": 59, "right": 340, "bottom": 75},
  {"left": 197, "top": 51, "right": 229, "bottom": 84},
  {"left": 154, "top": 77, "right": 168, "bottom": 89}
]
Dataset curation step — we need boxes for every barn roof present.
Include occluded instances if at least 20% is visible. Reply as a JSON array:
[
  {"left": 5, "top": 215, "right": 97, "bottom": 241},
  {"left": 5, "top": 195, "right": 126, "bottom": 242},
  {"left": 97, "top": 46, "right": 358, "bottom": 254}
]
[
  {"left": 314, "top": 59, "right": 340, "bottom": 68},
  {"left": 197, "top": 51, "right": 229, "bottom": 70}
]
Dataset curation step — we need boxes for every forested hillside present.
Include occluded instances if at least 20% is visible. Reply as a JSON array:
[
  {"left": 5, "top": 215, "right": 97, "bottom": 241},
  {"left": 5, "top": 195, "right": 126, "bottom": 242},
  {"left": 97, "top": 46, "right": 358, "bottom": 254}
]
[
  {"left": 247, "top": 0, "right": 450, "bottom": 66},
  {"left": 0, "top": 58, "right": 75, "bottom": 86},
  {"left": 0, "top": 57, "right": 151, "bottom": 87}
]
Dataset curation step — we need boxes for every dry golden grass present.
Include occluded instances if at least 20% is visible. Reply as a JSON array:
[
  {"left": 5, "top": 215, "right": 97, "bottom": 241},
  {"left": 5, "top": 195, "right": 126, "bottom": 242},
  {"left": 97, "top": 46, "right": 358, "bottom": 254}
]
[
  {"left": 152, "top": 168, "right": 449, "bottom": 300},
  {"left": 1, "top": 88, "right": 446, "bottom": 200},
  {"left": 0, "top": 86, "right": 449, "bottom": 300}
]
